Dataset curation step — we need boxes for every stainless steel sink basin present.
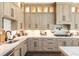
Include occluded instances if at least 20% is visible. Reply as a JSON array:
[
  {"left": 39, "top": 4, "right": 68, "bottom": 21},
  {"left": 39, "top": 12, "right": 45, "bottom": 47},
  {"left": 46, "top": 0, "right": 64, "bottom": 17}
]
[
  {"left": 7, "top": 40, "right": 19, "bottom": 44},
  {"left": 12, "top": 40, "right": 19, "bottom": 43}
]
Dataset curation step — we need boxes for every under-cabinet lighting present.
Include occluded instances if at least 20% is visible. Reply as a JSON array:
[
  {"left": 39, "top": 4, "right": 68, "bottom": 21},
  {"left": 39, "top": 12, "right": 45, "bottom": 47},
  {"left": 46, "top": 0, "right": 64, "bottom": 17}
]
[
  {"left": 25, "top": 6, "right": 30, "bottom": 12},
  {"left": 18, "top": 2, "right": 21, "bottom": 8},
  {"left": 43, "top": 7, "right": 48, "bottom": 12},
  {"left": 72, "top": 7, "right": 75, "bottom": 12},
  {"left": 31, "top": 6, "right": 36, "bottom": 13},
  {"left": 49, "top": 7, "right": 54, "bottom": 12},
  {"left": 37, "top": 6, "right": 42, "bottom": 13}
]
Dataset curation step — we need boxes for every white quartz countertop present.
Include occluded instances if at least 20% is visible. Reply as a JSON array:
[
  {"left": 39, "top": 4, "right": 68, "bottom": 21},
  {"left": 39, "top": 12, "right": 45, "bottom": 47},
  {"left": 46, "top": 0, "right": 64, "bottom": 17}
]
[
  {"left": 0, "top": 36, "right": 27, "bottom": 56},
  {"left": 25, "top": 30, "right": 79, "bottom": 39},
  {"left": 59, "top": 46, "right": 79, "bottom": 56},
  {"left": 1, "top": 30, "right": 79, "bottom": 56}
]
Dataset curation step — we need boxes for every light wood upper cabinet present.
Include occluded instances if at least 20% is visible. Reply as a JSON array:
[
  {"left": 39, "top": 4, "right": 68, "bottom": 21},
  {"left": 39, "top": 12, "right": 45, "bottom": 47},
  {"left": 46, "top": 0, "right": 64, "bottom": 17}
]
[
  {"left": 13, "top": 40, "right": 27, "bottom": 56},
  {"left": 3, "top": 3, "right": 17, "bottom": 20},
  {"left": 56, "top": 3, "right": 72, "bottom": 24},
  {"left": 4, "top": 3, "right": 11, "bottom": 18}
]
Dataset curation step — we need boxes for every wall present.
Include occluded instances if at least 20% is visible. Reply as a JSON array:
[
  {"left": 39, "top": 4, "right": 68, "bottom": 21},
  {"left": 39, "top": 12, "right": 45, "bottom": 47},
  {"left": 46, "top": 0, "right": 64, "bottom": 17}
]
[{"left": 0, "top": 3, "right": 3, "bottom": 28}]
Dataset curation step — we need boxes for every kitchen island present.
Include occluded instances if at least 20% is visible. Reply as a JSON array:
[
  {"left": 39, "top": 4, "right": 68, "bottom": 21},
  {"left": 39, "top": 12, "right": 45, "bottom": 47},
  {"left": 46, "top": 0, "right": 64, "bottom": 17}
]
[{"left": 59, "top": 46, "right": 79, "bottom": 56}]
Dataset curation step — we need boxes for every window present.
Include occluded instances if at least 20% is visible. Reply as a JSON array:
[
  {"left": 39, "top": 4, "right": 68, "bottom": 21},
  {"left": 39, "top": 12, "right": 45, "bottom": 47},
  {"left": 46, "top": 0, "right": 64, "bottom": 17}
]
[
  {"left": 3, "top": 19, "right": 11, "bottom": 31},
  {"left": 49, "top": 7, "right": 54, "bottom": 13},
  {"left": 37, "top": 6, "right": 42, "bottom": 13},
  {"left": 43, "top": 7, "right": 48, "bottom": 12},
  {"left": 25, "top": 6, "right": 30, "bottom": 13},
  {"left": 31, "top": 6, "right": 36, "bottom": 13}
]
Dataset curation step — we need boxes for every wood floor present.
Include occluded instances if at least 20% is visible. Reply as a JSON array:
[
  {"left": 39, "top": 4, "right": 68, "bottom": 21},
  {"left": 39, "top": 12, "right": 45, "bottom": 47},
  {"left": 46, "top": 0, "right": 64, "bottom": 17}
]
[{"left": 25, "top": 52, "right": 62, "bottom": 56}]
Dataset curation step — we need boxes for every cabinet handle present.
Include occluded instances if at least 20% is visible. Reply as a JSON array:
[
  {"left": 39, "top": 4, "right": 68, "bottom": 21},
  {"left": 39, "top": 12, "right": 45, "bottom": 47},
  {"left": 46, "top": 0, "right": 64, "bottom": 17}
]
[
  {"left": 63, "top": 41, "right": 66, "bottom": 46},
  {"left": 19, "top": 48, "right": 21, "bottom": 56},
  {"left": 63, "top": 16, "right": 66, "bottom": 21},
  {"left": 48, "top": 42, "right": 54, "bottom": 44},
  {"left": 34, "top": 41, "right": 37, "bottom": 48},
  {"left": 47, "top": 39, "right": 53, "bottom": 40},
  {"left": 78, "top": 42, "right": 79, "bottom": 46},
  {"left": 48, "top": 48, "right": 53, "bottom": 50}
]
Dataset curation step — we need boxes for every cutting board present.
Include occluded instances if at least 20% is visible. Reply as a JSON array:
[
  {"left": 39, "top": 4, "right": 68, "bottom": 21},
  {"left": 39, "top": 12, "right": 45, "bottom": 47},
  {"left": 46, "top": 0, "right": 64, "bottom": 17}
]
[{"left": 0, "top": 34, "right": 6, "bottom": 42}]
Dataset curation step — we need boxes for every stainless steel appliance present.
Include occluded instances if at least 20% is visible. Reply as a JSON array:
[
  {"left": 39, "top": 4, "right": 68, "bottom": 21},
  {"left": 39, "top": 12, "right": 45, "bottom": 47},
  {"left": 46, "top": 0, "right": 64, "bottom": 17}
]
[{"left": 53, "top": 24, "right": 69, "bottom": 36}]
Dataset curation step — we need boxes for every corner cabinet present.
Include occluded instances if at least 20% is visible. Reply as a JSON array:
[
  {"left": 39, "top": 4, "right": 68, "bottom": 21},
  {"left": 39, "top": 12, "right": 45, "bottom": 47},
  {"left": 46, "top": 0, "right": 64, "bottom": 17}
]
[
  {"left": 27, "top": 38, "right": 42, "bottom": 51},
  {"left": 13, "top": 40, "right": 27, "bottom": 56}
]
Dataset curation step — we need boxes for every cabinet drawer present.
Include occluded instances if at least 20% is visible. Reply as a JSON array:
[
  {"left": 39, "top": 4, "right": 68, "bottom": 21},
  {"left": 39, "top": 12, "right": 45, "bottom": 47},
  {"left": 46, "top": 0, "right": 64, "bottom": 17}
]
[
  {"left": 45, "top": 39, "right": 56, "bottom": 41},
  {"left": 43, "top": 41, "right": 57, "bottom": 47},
  {"left": 43, "top": 39, "right": 57, "bottom": 45},
  {"left": 43, "top": 46, "right": 58, "bottom": 51},
  {"left": 73, "top": 39, "right": 79, "bottom": 46},
  {"left": 58, "top": 39, "right": 73, "bottom": 46}
]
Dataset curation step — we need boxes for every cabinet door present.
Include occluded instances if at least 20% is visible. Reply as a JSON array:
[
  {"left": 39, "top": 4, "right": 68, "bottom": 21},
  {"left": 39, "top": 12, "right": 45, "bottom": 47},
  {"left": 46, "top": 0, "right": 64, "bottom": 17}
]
[
  {"left": 21, "top": 41, "right": 27, "bottom": 56},
  {"left": 4, "top": 3, "right": 10, "bottom": 17},
  {"left": 58, "top": 39, "right": 73, "bottom": 51},
  {"left": 58, "top": 39, "right": 73, "bottom": 46},
  {"left": 27, "top": 38, "right": 42, "bottom": 51},
  {"left": 27, "top": 38, "right": 31, "bottom": 51},
  {"left": 56, "top": 3, "right": 72, "bottom": 24},
  {"left": 43, "top": 38, "right": 57, "bottom": 51},
  {"left": 56, "top": 3, "right": 63, "bottom": 24},
  {"left": 13, "top": 48, "right": 21, "bottom": 56},
  {"left": 31, "top": 39, "right": 40, "bottom": 51},
  {"left": 73, "top": 39, "right": 79, "bottom": 46}
]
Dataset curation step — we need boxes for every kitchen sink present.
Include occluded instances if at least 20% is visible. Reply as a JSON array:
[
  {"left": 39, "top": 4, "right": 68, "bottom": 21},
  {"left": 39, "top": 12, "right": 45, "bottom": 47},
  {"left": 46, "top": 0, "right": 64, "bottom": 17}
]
[{"left": 7, "top": 40, "right": 19, "bottom": 44}]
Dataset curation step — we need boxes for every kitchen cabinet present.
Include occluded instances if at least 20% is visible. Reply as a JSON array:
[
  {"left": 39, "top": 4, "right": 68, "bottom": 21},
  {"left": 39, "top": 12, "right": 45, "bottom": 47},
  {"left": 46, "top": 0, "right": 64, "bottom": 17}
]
[
  {"left": 42, "top": 38, "right": 58, "bottom": 52},
  {"left": 57, "top": 39, "right": 73, "bottom": 51},
  {"left": 3, "top": 3, "right": 15, "bottom": 19},
  {"left": 4, "top": 3, "right": 11, "bottom": 18},
  {"left": 27, "top": 38, "right": 42, "bottom": 51},
  {"left": 3, "top": 2, "right": 24, "bottom": 29},
  {"left": 21, "top": 40, "right": 27, "bottom": 56},
  {"left": 73, "top": 39, "right": 79, "bottom": 46},
  {"left": 13, "top": 44, "right": 21, "bottom": 56},
  {"left": 56, "top": 2, "right": 72, "bottom": 24},
  {"left": 13, "top": 40, "right": 27, "bottom": 56}
]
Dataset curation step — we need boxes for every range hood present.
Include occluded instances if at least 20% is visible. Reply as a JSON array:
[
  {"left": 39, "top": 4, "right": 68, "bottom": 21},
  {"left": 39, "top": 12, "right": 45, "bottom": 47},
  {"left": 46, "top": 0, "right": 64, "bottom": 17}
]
[{"left": 53, "top": 24, "right": 69, "bottom": 36}]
